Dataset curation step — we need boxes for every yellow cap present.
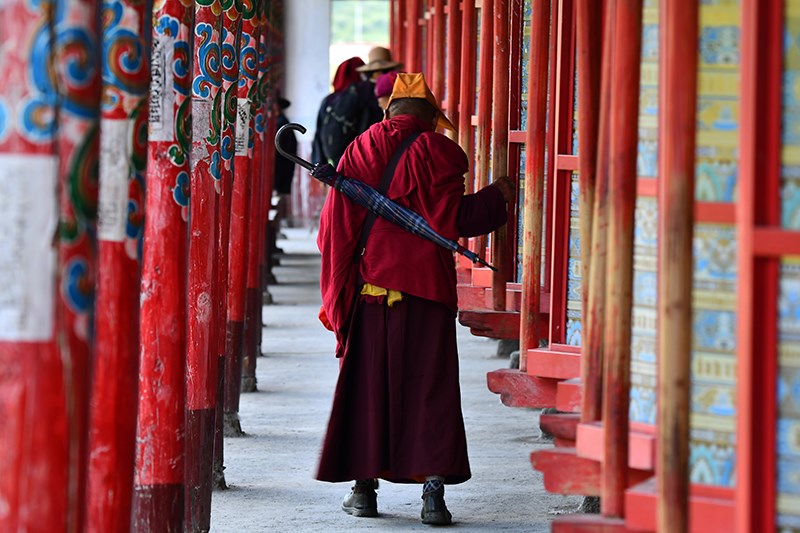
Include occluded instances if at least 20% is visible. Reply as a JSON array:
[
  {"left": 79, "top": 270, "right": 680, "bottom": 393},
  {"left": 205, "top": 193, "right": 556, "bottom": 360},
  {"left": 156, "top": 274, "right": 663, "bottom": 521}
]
[{"left": 387, "top": 73, "right": 456, "bottom": 132}]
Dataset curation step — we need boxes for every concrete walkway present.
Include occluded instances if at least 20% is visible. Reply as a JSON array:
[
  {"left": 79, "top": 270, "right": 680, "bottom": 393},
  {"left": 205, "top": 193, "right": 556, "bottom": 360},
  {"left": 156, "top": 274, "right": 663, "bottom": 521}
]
[{"left": 210, "top": 228, "right": 581, "bottom": 532}]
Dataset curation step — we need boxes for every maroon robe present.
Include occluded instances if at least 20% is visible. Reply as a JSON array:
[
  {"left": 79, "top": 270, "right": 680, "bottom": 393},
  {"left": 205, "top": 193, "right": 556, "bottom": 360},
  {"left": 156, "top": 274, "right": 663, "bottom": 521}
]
[{"left": 316, "top": 114, "right": 506, "bottom": 484}]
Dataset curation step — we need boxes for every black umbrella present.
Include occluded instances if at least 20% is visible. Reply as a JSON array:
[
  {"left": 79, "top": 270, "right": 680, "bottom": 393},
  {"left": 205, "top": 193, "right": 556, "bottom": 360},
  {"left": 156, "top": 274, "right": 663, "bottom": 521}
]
[{"left": 275, "top": 123, "right": 496, "bottom": 271}]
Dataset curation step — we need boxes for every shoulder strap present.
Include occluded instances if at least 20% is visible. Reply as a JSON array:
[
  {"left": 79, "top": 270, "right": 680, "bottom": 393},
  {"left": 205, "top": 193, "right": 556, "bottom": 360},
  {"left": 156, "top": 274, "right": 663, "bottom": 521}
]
[{"left": 354, "top": 130, "right": 423, "bottom": 259}]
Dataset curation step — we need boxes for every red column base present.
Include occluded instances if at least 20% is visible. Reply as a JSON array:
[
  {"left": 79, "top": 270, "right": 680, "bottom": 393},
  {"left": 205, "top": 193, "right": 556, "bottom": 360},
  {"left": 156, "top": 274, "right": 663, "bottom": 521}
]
[
  {"left": 241, "top": 287, "right": 260, "bottom": 392},
  {"left": 131, "top": 484, "right": 184, "bottom": 532},
  {"left": 185, "top": 408, "right": 215, "bottom": 532}
]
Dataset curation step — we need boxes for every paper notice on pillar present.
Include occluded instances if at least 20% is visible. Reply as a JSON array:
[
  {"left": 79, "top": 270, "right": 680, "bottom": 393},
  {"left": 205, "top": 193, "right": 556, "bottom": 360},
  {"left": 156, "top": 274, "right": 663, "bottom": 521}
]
[
  {"left": 148, "top": 35, "right": 176, "bottom": 142},
  {"left": 191, "top": 97, "right": 213, "bottom": 169},
  {"left": 98, "top": 118, "right": 133, "bottom": 242},
  {"left": 0, "top": 154, "right": 58, "bottom": 341},
  {"left": 235, "top": 98, "right": 251, "bottom": 156}
]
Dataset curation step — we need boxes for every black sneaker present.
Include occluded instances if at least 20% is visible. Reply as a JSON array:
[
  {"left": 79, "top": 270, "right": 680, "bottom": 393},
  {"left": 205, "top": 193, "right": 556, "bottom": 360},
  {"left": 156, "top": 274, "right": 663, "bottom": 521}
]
[
  {"left": 421, "top": 486, "right": 452, "bottom": 526},
  {"left": 341, "top": 479, "right": 378, "bottom": 517}
]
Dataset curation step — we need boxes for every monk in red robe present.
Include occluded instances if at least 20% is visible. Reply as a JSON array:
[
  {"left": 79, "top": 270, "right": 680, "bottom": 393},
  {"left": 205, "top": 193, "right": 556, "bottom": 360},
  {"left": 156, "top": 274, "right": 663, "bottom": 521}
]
[{"left": 316, "top": 73, "right": 513, "bottom": 526}]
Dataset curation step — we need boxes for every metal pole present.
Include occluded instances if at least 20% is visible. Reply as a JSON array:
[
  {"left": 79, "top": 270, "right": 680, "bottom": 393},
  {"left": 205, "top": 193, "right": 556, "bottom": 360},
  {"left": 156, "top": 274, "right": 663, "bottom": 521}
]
[
  {"left": 601, "top": 0, "right": 641, "bottom": 518},
  {"left": 657, "top": 0, "right": 697, "bottom": 530}
]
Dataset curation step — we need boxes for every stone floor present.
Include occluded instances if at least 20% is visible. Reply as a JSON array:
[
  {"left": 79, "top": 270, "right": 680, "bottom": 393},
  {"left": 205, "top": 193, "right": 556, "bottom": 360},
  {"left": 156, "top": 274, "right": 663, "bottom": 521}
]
[{"left": 210, "top": 228, "right": 581, "bottom": 532}]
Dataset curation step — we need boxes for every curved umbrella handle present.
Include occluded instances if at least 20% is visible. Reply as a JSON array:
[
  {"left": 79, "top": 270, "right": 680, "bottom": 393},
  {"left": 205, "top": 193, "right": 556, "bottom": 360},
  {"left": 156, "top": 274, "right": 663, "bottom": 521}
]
[{"left": 275, "top": 122, "right": 315, "bottom": 171}]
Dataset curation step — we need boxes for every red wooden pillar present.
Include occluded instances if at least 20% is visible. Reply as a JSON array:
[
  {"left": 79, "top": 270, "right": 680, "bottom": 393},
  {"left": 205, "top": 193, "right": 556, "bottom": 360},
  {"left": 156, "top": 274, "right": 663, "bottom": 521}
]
[
  {"left": 93, "top": 0, "right": 149, "bottom": 529},
  {"left": 445, "top": 0, "right": 462, "bottom": 127},
  {"left": 736, "top": 1, "right": 782, "bottom": 532},
  {"left": 582, "top": 0, "right": 613, "bottom": 423},
  {"left": 242, "top": 6, "right": 268, "bottom": 393},
  {"left": 491, "top": 0, "right": 511, "bottom": 310},
  {"left": 475, "top": 0, "right": 494, "bottom": 260},
  {"left": 0, "top": 2, "right": 68, "bottom": 530},
  {"left": 129, "top": 3, "right": 193, "bottom": 531},
  {"left": 406, "top": 0, "right": 423, "bottom": 72},
  {"left": 390, "top": 0, "right": 397, "bottom": 55},
  {"left": 260, "top": 2, "right": 282, "bottom": 303},
  {"left": 53, "top": 0, "right": 102, "bottom": 529},
  {"left": 601, "top": 0, "right": 641, "bottom": 518},
  {"left": 657, "top": 1, "right": 698, "bottom": 530},
  {"left": 187, "top": 1, "right": 222, "bottom": 530},
  {"left": 258, "top": 101, "right": 278, "bottom": 362},
  {"left": 213, "top": 0, "right": 243, "bottom": 489},
  {"left": 432, "top": 0, "right": 446, "bottom": 101},
  {"left": 576, "top": 0, "right": 605, "bottom": 422},
  {"left": 395, "top": 0, "right": 407, "bottom": 67},
  {"left": 519, "top": 0, "right": 551, "bottom": 371},
  {"left": 225, "top": 2, "right": 261, "bottom": 435},
  {"left": 457, "top": 0, "right": 476, "bottom": 168}
]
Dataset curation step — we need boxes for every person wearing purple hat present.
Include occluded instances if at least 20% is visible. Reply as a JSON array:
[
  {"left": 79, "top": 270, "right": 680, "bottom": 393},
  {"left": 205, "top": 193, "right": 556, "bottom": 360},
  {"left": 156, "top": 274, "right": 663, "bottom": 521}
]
[{"left": 374, "top": 71, "right": 399, "bottom": 111}]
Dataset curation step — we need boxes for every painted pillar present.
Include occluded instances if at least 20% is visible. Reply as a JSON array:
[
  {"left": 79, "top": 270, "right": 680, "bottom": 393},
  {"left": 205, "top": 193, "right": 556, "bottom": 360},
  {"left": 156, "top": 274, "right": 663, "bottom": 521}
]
[
  {"left": 601, "top": 0, "right": 642, "bottom": 518},
  {"left": 241, "top": 3, "right": 267, "bottom": 394},
  {"left": 213, "top": 0, "right": 242, "bottom": 489},
  {"left": 225, "top": 0, "right": 261, "bottom": 435},
  {"left": 519, "top": 0, "right": 551, "bottom": 372},
  {"left": 186, "top": 0, "right": 222, "bottom": 529},
  {"left": 260, "top": 0, "right": 283, "bottom": 304},
  {"left": 53, "top": 0, "right": 102, "bottom": 529},
  {"left": 0, "top": 1, "right": 67, "bottom": 530},
  {"left": 128, "top": 2, "right": 193, "bottom": 532},
  {"left": 92, "top": 0, "right": 149, "bottom": 527},
  {"left": 657, "top": 0, "right": 698, "bottom": 530}
]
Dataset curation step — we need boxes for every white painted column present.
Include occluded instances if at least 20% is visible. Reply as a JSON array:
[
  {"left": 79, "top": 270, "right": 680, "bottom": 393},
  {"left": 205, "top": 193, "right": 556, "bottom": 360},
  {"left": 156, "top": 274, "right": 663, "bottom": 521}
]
[{"left": 283, "top": 0, "right": 331, "bottom": 136}]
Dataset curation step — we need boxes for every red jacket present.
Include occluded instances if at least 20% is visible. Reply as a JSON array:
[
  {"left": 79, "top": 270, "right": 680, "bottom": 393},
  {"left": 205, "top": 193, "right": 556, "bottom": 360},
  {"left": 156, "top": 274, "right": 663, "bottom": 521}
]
[{"left": 317, "top": 114, "right": 506, "bottom": 357}]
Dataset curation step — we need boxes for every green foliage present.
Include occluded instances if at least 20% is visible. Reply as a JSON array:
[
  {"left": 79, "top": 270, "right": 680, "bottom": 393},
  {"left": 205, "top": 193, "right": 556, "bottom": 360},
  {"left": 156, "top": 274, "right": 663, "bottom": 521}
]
[{"left": 331, "top": 0, "right": 389, "bottom": 44}]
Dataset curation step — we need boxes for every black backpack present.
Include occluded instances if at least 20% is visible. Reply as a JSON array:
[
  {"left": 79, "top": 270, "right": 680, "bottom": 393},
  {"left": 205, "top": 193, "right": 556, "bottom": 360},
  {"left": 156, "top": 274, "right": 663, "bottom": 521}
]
[{"left": 319, "top": 84, "right": 363, "bottom": 165}]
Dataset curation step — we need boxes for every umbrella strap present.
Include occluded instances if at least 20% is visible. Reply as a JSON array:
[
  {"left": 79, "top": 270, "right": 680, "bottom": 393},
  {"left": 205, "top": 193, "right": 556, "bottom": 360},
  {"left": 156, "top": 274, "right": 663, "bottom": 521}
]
[{"left": 353, "top": 130, "right": 422, "bottom": 260}]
